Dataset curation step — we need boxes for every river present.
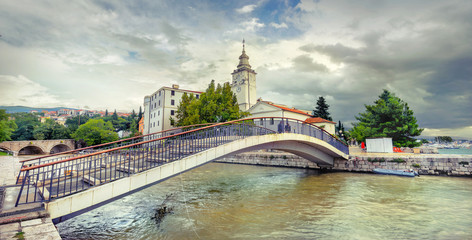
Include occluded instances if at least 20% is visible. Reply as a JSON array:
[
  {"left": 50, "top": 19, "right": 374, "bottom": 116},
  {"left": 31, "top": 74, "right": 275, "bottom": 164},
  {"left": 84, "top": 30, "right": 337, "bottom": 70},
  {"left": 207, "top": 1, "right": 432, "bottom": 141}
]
[{"left": 56, "top": 163, "right": 472, "bottom": 240}]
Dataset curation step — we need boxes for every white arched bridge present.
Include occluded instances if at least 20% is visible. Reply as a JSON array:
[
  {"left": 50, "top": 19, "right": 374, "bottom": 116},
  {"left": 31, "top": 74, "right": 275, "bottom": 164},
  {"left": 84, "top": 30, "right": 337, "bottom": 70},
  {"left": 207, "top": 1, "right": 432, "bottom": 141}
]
[{"left": 14, "top": 117, "right": 349, "bottom": 222}]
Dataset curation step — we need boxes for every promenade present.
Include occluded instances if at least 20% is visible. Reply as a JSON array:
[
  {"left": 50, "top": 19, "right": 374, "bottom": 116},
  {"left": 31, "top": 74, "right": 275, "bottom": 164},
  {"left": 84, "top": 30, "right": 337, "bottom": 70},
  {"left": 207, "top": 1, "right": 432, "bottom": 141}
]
[{"left": 0, "top": 156, "right": 61, "bottom": 240}]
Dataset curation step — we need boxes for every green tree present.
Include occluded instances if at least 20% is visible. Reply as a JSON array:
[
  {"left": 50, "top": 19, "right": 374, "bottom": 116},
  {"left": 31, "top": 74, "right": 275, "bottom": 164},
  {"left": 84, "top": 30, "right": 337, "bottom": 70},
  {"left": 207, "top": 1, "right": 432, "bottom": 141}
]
[
  {"left": 0, "top": 110, "right": 17, "bottom": 142},
  {"left": 312, "top": 96, "right": 332, "bottom": 121},
  {"left": 105, "top": 109, "right": 109, "bottom": 116},
  {"left": 138, "top": 106, "right": 143, "bottom": 121},
  {"left": 33, "top": 118, "right": 70, "bottom": 140},
  {"left": 65, "top": 115, "right": 90, "bottom": 133},
  {"left": 435, "top": 136, "right": 453, "bottom": 143},
  {"left": 72, "top": 119, "right": 119, "bottom": 146},
  {"left": 349, "top": 89, "right": 423, "bottom": 147},
  {"left": 11, "top": 113, "right": 41, "bottom": 140},
  {"left": 174, "top": 80, "right": 248, "bottom": 126},
  {"left": 112, "top": 109, "right": 118, "bottom": 120}
]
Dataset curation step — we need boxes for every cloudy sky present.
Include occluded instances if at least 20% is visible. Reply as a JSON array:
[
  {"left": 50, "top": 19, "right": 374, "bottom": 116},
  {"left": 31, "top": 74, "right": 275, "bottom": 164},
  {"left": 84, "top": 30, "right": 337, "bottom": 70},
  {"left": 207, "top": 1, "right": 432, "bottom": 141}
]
[{"left": 1, "top": 0, "right": 471, "bottom": 137}]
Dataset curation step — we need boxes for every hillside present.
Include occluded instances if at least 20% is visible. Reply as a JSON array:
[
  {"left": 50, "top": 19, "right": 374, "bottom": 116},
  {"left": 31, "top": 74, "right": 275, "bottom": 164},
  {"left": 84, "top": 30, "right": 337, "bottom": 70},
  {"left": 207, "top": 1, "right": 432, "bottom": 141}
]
[{"left": 0, "top": 106, "right": 78, "bottom": 113}]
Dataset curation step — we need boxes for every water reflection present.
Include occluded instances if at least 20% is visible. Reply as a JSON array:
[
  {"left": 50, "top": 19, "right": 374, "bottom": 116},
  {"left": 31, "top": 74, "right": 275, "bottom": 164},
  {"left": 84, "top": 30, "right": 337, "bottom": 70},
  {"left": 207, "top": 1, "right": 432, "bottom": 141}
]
[{"left": 57, "top": 163, "right": 472, "bottom": 240}]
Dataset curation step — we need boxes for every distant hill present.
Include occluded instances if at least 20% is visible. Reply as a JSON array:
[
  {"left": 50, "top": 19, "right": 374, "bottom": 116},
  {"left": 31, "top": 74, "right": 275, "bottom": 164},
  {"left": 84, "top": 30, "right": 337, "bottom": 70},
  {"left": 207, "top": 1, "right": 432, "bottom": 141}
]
[{"left": 0, "top": 106, "right": 78, "bottom": 113}]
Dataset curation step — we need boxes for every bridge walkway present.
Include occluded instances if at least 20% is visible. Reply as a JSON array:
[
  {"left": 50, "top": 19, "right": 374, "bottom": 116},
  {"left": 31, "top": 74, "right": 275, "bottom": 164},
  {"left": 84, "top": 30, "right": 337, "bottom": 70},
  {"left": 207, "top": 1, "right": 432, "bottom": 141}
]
[{"left": 14, "top": 117, "right": 349, "bottom": 220}]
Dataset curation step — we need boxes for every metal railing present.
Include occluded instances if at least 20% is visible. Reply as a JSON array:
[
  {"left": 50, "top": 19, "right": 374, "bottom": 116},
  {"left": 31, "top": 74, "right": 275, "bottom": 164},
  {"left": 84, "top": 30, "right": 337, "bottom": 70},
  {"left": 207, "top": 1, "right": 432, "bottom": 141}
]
[
  {"left": 15, "top": 117, "right": 348, "bottom": 206},
  {"left": 16, "top": 123, "right": 214, "bottom": 185}
]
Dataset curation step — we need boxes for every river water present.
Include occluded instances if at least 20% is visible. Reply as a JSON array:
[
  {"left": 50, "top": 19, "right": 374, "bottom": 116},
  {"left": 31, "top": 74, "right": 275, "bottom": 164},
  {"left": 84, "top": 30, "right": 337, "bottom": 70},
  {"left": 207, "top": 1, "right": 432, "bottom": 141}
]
[{"left": 57, "top": 163, "right": 472, "bottom": 240}]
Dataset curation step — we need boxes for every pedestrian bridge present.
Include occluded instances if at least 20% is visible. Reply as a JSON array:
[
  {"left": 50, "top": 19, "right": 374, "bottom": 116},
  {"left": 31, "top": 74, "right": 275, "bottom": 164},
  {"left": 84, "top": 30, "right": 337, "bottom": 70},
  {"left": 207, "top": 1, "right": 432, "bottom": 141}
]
[{"left": 14, "top": 118, "right": 348, "bottom": 222}]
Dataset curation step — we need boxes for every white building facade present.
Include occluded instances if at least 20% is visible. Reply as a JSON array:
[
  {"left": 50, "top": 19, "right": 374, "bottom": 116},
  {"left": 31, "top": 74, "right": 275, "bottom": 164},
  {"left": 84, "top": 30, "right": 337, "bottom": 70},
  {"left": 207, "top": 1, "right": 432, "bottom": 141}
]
[{"left": 143, "top": 84, "right": 202, "bottom": 134}]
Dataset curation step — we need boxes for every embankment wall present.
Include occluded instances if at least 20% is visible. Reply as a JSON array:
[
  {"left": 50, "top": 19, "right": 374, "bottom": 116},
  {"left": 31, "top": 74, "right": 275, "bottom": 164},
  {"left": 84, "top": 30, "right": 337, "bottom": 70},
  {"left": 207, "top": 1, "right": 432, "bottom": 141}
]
[{"left": 216, "top": 152, "right": 472, "bottom": 176}]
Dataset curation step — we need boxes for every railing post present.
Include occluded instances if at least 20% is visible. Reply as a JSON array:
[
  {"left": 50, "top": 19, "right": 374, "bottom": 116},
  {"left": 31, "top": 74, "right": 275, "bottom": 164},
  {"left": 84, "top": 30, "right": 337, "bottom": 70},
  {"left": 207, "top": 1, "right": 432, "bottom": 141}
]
[{"left": 15, "top": 170, "right": 29, "bottom": 207}]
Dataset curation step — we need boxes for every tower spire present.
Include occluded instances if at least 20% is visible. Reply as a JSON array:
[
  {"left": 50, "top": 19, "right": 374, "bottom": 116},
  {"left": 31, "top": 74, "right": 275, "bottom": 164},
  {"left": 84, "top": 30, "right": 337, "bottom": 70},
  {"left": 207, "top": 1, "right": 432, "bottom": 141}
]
[{"left": 237, "top": 39, "right": 251, "bottom": 70}]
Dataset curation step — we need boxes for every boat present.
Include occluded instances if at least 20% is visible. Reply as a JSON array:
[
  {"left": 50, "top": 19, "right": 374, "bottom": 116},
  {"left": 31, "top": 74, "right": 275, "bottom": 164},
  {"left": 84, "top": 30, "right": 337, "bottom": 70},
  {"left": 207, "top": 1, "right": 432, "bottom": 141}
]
[{"left": 373, "top": 168, "right": 419, "bottom": 177}]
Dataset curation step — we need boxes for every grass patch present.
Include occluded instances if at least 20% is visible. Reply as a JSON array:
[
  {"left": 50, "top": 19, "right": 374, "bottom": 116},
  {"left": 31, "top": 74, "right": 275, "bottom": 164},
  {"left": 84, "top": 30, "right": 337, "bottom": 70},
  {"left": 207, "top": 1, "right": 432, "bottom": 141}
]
[
  {"left": 368, "top": 158, "right": 385, "bottom": 163},
  {"left": 15, "top": 231, "right": 25, "bottom": 240},
  {"left": 411, "top": 163, "right": 421, "bottom": 168},
  {"left": 388, "top": 158, "right": 406, "bottom": 163},
  {"left": 0, "top": 152, "right": 10, "bottom": 156}
]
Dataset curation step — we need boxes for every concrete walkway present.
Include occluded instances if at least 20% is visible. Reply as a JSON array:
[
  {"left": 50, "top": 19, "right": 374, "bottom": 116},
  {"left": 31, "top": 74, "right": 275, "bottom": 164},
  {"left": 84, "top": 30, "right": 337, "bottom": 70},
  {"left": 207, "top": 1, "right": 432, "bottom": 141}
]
[{"left": 0, "top": 156, "right": 62, "bottom": 240}]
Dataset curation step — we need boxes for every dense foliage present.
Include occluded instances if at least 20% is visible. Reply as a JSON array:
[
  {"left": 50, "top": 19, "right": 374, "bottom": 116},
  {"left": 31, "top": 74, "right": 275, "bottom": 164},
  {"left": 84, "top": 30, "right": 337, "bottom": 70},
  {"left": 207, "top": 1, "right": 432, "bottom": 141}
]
[
  {"left": 349, "top": 90, "right": 423, "bottom": 147},
  {"left": 0, "top": 110, "right": 17, "bottom": 142},
  {"left": 33, "top": 118, "right": 70, "bottom": 140},
  {"left": 312, "top": 96, "right": 332, "bottom": 121},
  {"left": 1, "top": 109, "right": 141, "bottom": 146},
  {"left": 435, "top": 136, "right": 453, "bottom": 143},
  {"left": 173, "top": 80, "right": 248, "bottom": 126},
  {"left": 10, "top": 113, "right": 41, "bottom": 140},
  {"left": 71, "top": 119, "right": 119, "bottom": 146}
]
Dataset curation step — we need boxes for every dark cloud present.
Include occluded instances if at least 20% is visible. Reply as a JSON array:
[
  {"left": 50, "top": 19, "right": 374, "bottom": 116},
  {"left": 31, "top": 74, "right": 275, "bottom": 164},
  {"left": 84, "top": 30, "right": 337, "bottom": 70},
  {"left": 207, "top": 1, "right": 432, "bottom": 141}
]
[{"left": 292, "top": 54, "right": 328, "bottom": 72}]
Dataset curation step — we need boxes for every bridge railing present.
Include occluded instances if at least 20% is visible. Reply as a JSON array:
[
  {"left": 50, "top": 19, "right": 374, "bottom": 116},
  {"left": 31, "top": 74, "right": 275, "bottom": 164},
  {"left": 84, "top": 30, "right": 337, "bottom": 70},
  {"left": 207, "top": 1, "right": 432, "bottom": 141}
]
[
  {"left": 16, "top": 123, "right": 214, "bottom": 184},
  {"left": 15, "top": 117, "right": 348, "bottom": 206}
]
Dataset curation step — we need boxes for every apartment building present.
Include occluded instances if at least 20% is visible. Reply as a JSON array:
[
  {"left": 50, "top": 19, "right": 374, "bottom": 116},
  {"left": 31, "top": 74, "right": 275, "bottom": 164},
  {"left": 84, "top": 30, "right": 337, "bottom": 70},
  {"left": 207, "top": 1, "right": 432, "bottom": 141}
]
[{"left": 143, "top": 84, "right": 202, "bottom": 134}]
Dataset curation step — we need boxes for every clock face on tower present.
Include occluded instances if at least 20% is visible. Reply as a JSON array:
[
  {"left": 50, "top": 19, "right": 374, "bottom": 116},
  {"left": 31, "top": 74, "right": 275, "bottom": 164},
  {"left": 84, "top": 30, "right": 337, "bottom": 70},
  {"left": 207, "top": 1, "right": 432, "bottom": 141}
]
[{"left": 236, "top": 86, "right": 241, "bottom": 92}]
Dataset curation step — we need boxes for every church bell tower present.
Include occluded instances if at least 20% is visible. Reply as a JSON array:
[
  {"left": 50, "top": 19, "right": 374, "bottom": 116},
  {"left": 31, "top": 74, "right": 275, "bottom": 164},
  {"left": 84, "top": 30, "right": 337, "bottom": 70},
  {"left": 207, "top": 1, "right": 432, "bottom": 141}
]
[{"left": 231, "top": 40, "right": 257, "bottom": 111}]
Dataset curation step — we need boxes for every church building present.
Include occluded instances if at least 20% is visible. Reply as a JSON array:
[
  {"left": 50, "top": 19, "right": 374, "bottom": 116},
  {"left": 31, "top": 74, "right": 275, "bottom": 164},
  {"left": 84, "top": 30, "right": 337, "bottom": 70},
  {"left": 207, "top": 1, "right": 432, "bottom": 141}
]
[{"left": 142, "top": 40, "right": 336, "bottom": 135}]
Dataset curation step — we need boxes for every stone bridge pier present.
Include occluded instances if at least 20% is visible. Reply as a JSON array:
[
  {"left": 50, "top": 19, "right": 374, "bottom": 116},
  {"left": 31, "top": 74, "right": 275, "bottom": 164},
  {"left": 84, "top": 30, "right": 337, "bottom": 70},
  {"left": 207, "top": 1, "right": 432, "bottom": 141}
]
[{"left": 0, "top": 139, "right": 75, "bottom": 156}]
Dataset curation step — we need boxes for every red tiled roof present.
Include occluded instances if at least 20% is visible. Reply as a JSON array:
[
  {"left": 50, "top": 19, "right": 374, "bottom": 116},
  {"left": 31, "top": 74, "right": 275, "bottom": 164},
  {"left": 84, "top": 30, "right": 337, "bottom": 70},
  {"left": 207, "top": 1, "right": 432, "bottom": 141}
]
[
  {"left": 264, "top": 101, "right": 312, "bottom": 117},
  {"left": 304, "top": 117, "right": 336, "bottom": 124}
]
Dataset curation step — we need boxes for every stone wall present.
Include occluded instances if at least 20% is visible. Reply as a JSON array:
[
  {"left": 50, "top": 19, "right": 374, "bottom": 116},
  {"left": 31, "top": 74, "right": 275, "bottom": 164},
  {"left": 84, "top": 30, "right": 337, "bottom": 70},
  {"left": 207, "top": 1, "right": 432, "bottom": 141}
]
[
  {"left": 217, "top": 151, "right": 472, "bottom": 177},
  {"left": 336, "top": 154, "right": 472, "bottom": 176},
  {"left": 217, "top": 152, "right": 320, "bottom": 169}
]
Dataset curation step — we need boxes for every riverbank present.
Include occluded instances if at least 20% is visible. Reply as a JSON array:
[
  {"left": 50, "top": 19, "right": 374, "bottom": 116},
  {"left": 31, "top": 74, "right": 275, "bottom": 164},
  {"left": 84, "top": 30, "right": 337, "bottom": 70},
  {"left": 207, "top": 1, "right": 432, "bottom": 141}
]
[
  {"left": 216, "top": 148, "right": 472, "bottom": 177},
  {"left": 0, "top": 156, "right": 62, "bottom": 240}
]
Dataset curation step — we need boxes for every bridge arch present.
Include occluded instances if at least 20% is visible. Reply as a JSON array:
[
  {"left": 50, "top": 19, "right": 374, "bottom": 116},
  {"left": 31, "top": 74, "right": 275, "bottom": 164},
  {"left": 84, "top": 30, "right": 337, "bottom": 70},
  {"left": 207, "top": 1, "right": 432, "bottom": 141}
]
[
  {"left": 49, "top": 144, "right": 72, "bottom": 154},
  {"left": 226, "top": 136, "right": 344, "bottom": 166},
  {"left": 18, "top": 145, "right": 46, "bottom": 155},
  {"left": 0, "top": 146, "right": 12, "bottom": 152}
]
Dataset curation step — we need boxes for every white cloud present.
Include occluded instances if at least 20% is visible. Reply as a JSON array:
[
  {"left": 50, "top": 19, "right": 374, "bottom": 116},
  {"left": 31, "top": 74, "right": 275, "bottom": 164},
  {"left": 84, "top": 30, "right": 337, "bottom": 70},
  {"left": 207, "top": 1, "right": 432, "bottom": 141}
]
[
  {"left": 270, "top": 22, "right": 288, "bottom": 29},
  {"left": 236, "top": 4, "right": 258, "bottom": 14},
  {"left": 0, "top": 75, "right": 70, "bottom": 107},
  {"left": 422, "top": 126, "right": 472, "bottom": 138}
]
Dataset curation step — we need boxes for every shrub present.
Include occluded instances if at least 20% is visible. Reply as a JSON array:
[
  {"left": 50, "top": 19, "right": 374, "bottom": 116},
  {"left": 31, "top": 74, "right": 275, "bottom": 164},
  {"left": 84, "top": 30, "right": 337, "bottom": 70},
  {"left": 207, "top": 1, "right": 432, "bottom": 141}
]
[
  {"left": 368, "top": 158, "right": 385, "bottom": 163},
  {"left": 389, "top": 158, "right": 406, "bottom": 163},
  {"left": 411, "top": 163, "right": 421, "bottom": 168}
]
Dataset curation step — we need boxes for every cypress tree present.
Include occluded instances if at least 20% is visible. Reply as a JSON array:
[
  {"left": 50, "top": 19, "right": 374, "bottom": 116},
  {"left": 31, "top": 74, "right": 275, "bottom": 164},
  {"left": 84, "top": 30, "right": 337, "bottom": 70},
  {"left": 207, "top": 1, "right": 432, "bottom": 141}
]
[{"left": 312, "top": 96, "right": 332, "bottom": 121}]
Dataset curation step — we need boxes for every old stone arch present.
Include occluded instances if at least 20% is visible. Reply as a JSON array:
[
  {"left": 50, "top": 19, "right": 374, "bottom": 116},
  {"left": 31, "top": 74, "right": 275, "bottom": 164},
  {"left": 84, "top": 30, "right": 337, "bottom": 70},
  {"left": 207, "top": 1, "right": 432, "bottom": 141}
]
[
  {"left": 0, "top": 146, "right": 12, "bottom": 154},
  {"left": 18, "top": 145, "right": 45, "bottom": 155},
  {"left": 49, "top": 144, "right": 71, "bottom": 154}
]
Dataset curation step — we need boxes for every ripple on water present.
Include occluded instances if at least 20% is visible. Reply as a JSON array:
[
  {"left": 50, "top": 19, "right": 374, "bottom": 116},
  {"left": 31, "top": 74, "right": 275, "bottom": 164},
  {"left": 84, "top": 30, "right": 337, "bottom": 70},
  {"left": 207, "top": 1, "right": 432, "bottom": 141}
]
[{"left": 57, "top": 163, "right": 472, "bottom": 239}]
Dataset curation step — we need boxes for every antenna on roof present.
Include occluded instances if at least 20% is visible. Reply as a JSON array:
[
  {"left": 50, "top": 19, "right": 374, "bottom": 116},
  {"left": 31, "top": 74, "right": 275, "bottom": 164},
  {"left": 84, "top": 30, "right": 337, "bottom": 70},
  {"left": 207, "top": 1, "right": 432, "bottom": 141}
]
[{"left": 242, "top": 38, "right": 245, "bottom": 51}]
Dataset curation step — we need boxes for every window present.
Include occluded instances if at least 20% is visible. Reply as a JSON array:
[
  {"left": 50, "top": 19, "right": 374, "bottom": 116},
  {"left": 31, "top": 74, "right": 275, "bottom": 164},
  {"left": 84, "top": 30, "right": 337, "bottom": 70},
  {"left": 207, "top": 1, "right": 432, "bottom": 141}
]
[
  {"left": 157, "top": 121, "right": 159, "bottom": 126},
  {"left": 171, "top": 90, "right": 175, "bottom": 96},
  {"left": 159, "top": 91, "right": 161, "bottom": 96},
  {"left": 153, "top": 122, "right": 155, "bottom": 127},
  {"left": 151, "top": 95, "right": 153, "bottom": 101},
  {"left": 270, "top": 118, "right": 274, "bottom": 125},
  {"left": 171, "top": 99, "right": 175, "bottom": 105},
  {"left": 159, "top": 100, "right": 160, "bottom": 106},
  {"left": 154, "top": 103, "right": 156, "bottom": 108},
  {"left": 171, "top": 110, "right": 175, "bottom": 116},
  {"left": 260, "top": 119, "right": 264, "bottom": 125},
  {"left": 158, "top": 110, "right": 160, "bottom": 116}
]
